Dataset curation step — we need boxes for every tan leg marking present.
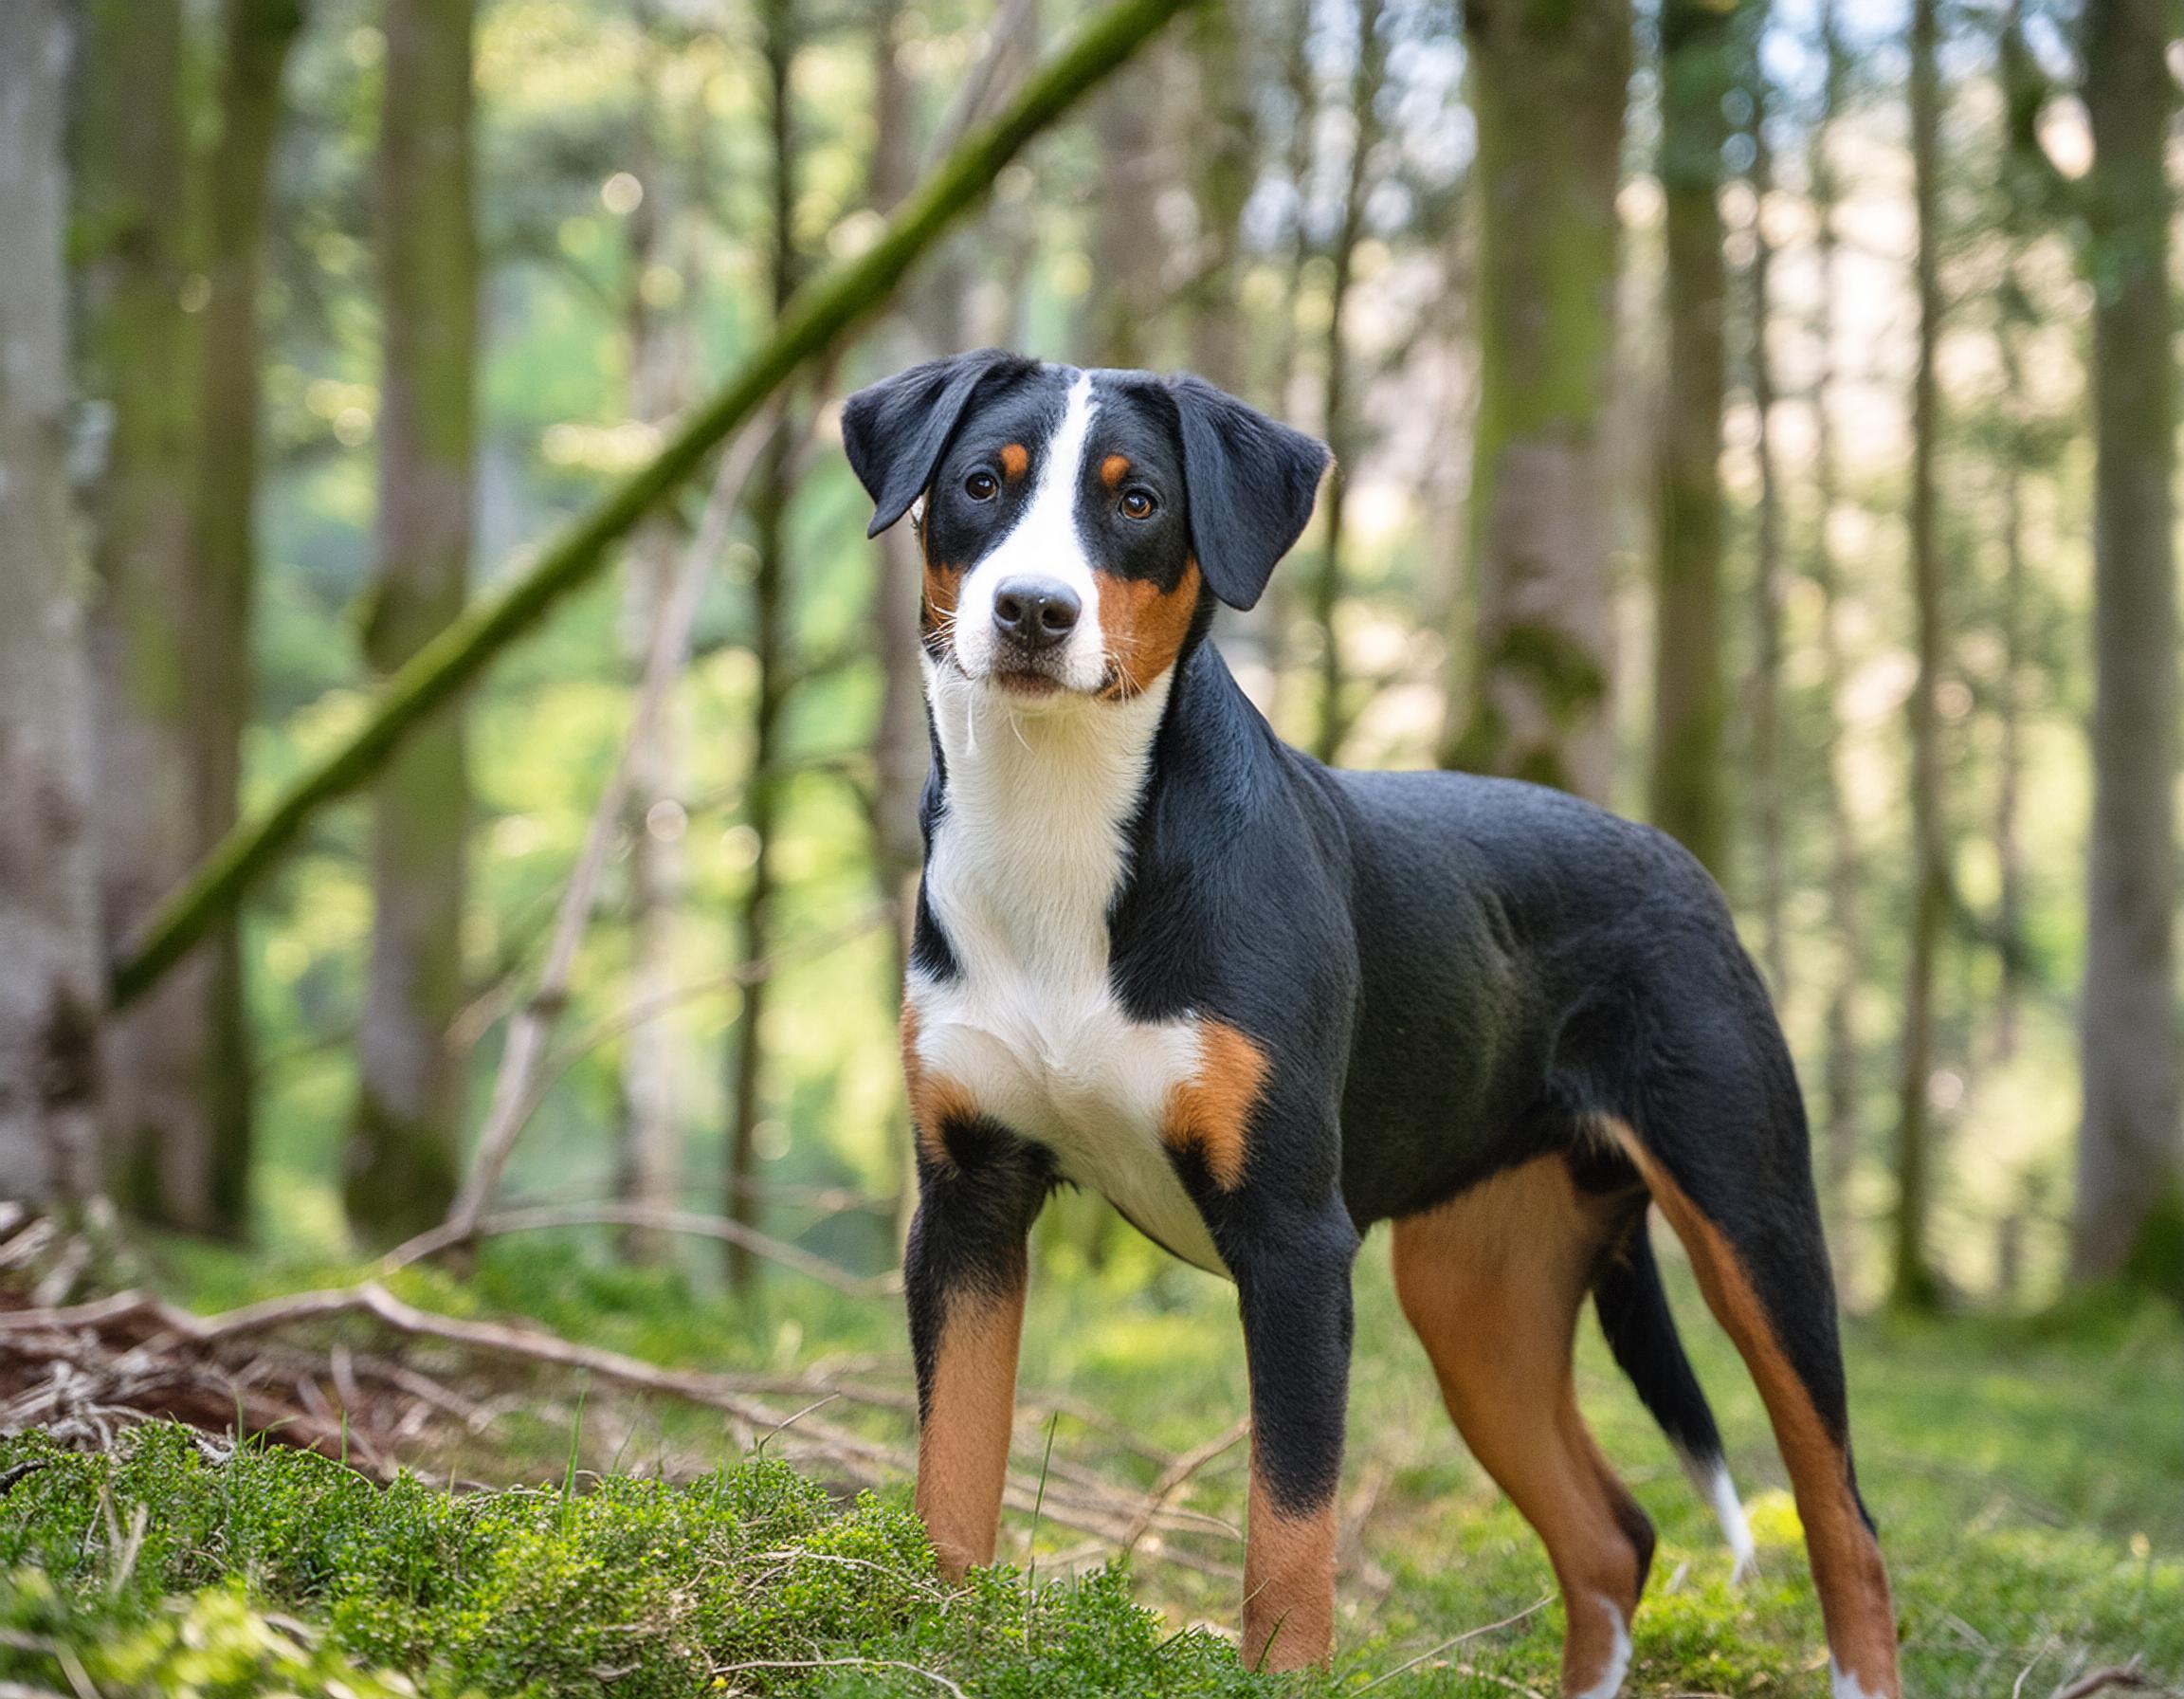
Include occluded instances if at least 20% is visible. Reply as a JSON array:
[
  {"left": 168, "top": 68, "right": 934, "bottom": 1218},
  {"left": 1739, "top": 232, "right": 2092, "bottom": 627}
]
[
  {"left": 1595, "top": 1119, "right": 1900, "bottom": 1698},
  {"left": 915, "top": 1281, "right": 1026, "bottom": 1579},
  {"left": 1242, "top": 1444, "right": 1338, "bottom": 1672},
  {"left": 1098, "top": 558, "right": 1202, "bottom": 698},
  {"left": 901, "top": 1003, "right": 975, "bottom": 1166},
  {"left": 1392, "top": 1159, "right": 1649, "bottom": 1697},
  {"left": 1161, "top": 1015, "right": 1266, "bottom": 1190},
  {"left": 998, "top": 442, "right": 1029, "bottom": 480}
]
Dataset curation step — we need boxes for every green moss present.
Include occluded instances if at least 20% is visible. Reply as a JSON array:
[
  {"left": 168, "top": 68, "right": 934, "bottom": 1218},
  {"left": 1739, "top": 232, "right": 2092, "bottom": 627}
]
[{"left": 0, "top": 1426, "right": 1281, "bottom": 1698}]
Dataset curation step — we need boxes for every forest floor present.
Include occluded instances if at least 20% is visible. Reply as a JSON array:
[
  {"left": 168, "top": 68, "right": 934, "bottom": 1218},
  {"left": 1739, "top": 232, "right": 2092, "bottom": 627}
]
[{"left": 2, "top": 1225, "right": 2180, "bottom": 1697}]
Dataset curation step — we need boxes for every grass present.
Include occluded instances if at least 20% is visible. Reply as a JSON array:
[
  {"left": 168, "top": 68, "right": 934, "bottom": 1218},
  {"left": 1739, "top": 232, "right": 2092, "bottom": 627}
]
[{"left": 10, "top": 1223, "right": 2179, "bottom": 1696}]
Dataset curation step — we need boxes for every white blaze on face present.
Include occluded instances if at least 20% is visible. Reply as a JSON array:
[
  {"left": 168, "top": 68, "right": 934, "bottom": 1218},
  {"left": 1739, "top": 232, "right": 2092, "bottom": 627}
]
[{"left": 950, "top": 371, "right": 1108, "bottom": 694}]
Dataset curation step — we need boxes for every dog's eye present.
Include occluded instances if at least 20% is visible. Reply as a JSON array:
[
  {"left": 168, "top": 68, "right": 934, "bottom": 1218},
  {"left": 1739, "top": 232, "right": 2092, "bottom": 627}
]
[
  {"left": 964, "top": 469, "right": 999, "bottom": 502},
  {"left": 1119, "top": 487, "right": 1157, "bottom": 520}
]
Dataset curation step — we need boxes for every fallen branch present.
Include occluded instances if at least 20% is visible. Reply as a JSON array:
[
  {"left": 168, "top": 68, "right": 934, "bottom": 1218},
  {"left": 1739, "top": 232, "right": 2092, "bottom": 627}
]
[
  {"left": 2052, "top": 1659, "right": 2154, "bottom": 1699},
  {"left": 0, "top": 1280, "right": 1239, "bottom": 1573},
  {"left": 1117, "top": 1416, "right": 1248, "bottom": 1557},
  {"left": 382, "top": 1203, "right": 896, "bottom": 1298},
  {"left": 710, "top": 1657, "right": 966, "bottom": 1699},
  {"left": 1355, "top": 1596, "right": 1555, "bottom": 1693},
  {"left": 109, "top": 0, "right": 1198, "bottom": 1008}
]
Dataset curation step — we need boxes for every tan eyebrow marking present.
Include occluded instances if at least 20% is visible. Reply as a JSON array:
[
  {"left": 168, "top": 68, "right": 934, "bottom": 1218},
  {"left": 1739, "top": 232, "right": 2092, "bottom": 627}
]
[
  {"left": 998, "top": 443, "right": 1029, "bottom": 479},
  {"left": 1100, "top": 453, "right": 1131, "bottom": 489}
]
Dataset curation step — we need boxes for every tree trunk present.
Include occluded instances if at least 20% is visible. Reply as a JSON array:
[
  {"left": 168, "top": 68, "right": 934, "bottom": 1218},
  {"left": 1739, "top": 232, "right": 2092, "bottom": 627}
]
[
  {"left": 1180, "top": 0, "right": 1271, "bottom": 683},
  {"left": 1442, "top": 0, "right": 1629, "bottom": 803},
  {"left": 616, "top": 26, "right": 692, "bottom": 1264},
  {"left": 73, "top": 0, "right": 207, "bottom": 1224},
  {"left": 1993, "top": 334, "right": 2029, "bottom": 1064},
  {"left": 724, "top": 0, "right": 802, "bottom": 1291},
  {"left": 866, "top": 0, "right": 929, "bottom": 1252},
  {"left": 0, "top": 0, "right": 104, "bottom": 1208},
  {"left": 1180, "top": 0, "right": 1253, "bottom": 396},
  {"left": 2074, "top": 0, "right": 2179, "bottom": 1284},
  {"left": 190, "top": 0, "right": 307, "bottom": 1234},
  {"left": 1086, "top": 58, "right": 1165, "bottom": 369},
  {"left": 1261, "top": 0, "right": 1319, "bottom": 730},
  {"left": 1648, "top": 0, "right": 1736, "bottom": 872},
  {"left": 1809, "top": 0, "right": 1862, "bottom": 1290},
  {"left": 1891, "top": 0, "right": 1945, "bottom": 1311},
  {"left": 1991, "top": 0, "right": 2045, "bottom": 1065},
  {"left": 1744, "top": 40, "right": 1788, "bottom": 1000},
  {"left": 348, "top": 0, "right": 478, "bottom": 1247},
  {"left": 1309, "top": 0, "right": 1385, "bottom": 765}
]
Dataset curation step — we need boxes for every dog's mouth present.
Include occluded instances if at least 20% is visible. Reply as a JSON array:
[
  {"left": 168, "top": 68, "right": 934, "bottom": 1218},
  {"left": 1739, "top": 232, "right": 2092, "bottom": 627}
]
[
  {"left": 977, "top": 635, "right": 1083, "bottom": 700},
  {"left": 926, "top": 630, "right": 1108, "bottom": 703},
  {"left": 991, "top": 667, "right": 1063, "bottom": 699}
]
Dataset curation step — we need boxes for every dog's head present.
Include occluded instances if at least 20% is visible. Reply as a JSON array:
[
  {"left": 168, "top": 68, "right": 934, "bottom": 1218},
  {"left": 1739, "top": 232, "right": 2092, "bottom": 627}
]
[{"left": 841, "top": 352, "right": 1329, "bottom": 703}]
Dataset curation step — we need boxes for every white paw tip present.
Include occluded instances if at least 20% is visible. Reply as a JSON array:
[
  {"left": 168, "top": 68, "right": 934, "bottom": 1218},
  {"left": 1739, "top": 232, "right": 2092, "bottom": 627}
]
[
  {"left": 1571, "top": 1595, "right": 1631, "bottom": 1699},
  {"left": 1831, "top": 1659, "right": 1889, "bottom": 1699}
]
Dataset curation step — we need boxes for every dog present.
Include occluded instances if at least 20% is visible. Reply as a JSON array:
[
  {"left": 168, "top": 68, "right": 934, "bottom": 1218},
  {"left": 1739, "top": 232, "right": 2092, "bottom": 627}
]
[{"left": 840, "top": 351, "right": 1899, "bottom": 1698}]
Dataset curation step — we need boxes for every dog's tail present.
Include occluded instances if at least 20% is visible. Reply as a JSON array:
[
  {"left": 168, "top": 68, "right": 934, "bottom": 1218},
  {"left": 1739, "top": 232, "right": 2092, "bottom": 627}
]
[{"left": 1594, "top": 1218, "right": 1756, "bottom": 1582}]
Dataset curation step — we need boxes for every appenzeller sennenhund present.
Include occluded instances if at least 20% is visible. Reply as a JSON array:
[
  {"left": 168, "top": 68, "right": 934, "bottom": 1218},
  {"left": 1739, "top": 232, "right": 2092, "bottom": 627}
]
[{"left": 840, "top": 351, "right": 1899, "bottom": 1698}]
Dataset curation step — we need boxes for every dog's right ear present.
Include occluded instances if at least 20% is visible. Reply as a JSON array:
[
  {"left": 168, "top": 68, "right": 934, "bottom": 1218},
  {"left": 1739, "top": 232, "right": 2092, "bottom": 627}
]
[{"left": 841, "top": 349, "right": 1019, "bottom": 538}]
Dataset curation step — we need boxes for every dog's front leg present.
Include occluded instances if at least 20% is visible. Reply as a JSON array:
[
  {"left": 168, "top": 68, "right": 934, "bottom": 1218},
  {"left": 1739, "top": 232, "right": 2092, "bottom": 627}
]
[
  {"left": 1230, "top": 1196, "right": 1359, "bottom": 1672},
  {"left": 904, "top": 1119, "right": 1051, "bottom": 1580}
]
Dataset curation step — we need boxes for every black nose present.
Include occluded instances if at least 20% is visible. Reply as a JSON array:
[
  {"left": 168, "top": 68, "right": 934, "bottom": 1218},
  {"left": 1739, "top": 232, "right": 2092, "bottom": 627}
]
[{"left": 992, "top": 576, "right": 1081, "bottom": 650}]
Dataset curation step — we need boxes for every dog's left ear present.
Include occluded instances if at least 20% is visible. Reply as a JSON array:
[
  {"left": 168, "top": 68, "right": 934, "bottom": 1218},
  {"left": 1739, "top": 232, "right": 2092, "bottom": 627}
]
[
  {"left": 841, "top": 348, "right": 1022, "bottom": 538},
  {"left": 1169, "top": 374, "right": 1331, "bottom": 611}
]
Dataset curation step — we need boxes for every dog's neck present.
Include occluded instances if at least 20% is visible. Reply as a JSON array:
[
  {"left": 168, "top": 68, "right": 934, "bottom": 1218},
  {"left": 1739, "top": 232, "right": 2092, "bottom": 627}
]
[{"left": 919, "top": 659, "right": 1174, "bottom": 977}]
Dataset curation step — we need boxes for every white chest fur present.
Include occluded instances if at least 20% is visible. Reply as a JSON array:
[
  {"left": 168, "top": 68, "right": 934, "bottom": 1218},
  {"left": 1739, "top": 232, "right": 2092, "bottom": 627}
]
[{"left": 905, "top": 664, "right": 1228, "bottom": 1274}]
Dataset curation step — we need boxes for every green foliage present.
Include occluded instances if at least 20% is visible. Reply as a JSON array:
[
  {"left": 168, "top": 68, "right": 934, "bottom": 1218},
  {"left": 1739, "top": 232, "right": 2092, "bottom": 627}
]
[
  {"left": 0, "top": 1425, "right": 1276, "bottom": 1699},
  {"left": 16, "top": 1245, "right": 2182, "bottom": 1696}
]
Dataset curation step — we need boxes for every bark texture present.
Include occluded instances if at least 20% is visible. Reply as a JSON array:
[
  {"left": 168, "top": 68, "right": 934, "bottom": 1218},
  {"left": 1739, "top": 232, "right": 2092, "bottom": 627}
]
[
  {"left": 724, "top": 0, "right": 803, "bottom": 1289},
  {"left": 1649, "top": 0, "right": 1738, "bottom": 873},
  {"left": 1181, "top": 0, "right": 1269, "bottom": 680},
  {"left": 1087, "top": 54, "right": 1166, "bottom": 368},
  {"left": 1809, "top": 0, "right": 1862, "bottom": 1289},
  {"left": 1309, "top": 0, "right": 1385, "bottom": 764},
  {"left": 2074, "top": 0, "right": 2179, "bottom": 1283},
  {"left": 1180, "top": 0, "right": 1254, "bottom": 396},
  {"left": 0, "top": 0, "right": 103, "bottom": 1207},
  {"left": 347, "top": 0, "right": 479, "bottom": 1245},
  {"left": 1744, "top": 45, "right": 1788, "bottom": 999},
  {"left": 1442, "top": 0, "right": 1629, "bottom": 803},
  {"left": 616, "top": 20, "right": 693, "bottom": 1261},
  {"left": 74, "top": 0, "right": 212, "bottom": 1225},
  {"left": 1891, "top": 0, "right": 1946, "bottom": 1310}
]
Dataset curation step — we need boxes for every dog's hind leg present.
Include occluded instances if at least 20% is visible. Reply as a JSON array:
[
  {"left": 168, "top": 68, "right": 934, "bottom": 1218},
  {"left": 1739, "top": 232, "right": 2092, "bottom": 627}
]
[
  {"left": 1595, "top": 1108, "right": 1899, "bottom": 1699},
  {"left": 1392, "top": 1157, "right": 1654, "bottom": 1699}
]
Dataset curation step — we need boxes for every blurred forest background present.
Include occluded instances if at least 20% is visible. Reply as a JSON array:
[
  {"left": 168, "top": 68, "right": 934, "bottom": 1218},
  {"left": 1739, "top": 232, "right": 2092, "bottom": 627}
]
[
  {"left": 5, "top": 0, "right": 2184, "bottom": 1690},
  {"left": 9, "top": 0, "right": 2182, "bottom": 1316}
]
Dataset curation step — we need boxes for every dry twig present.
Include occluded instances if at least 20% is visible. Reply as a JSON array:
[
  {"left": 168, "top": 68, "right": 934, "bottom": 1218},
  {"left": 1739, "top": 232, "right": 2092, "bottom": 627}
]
[
  {"left": 383, "top": 1203, "right": 894, "bottom": 1297},
  {"left": 1118, "top": 1416, "right": 1249, "bottom": 1557},
  {"left": 2053, "top": 1658, "right": 2156, "bottom": 1699}
]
